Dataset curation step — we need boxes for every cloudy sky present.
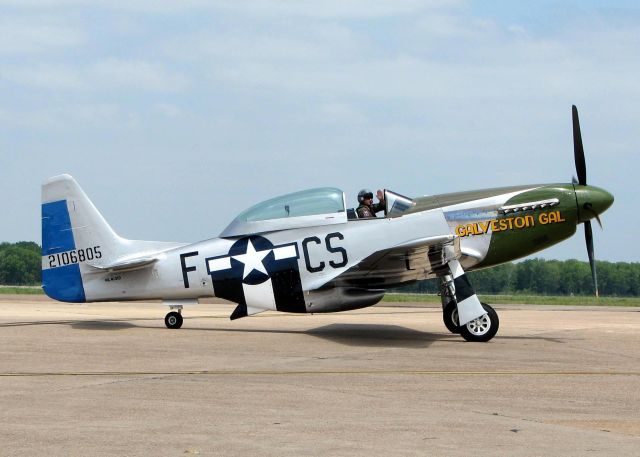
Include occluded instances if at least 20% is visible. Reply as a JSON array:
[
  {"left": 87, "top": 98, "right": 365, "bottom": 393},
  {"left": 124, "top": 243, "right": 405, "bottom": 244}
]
[{"left": 1, "top": 0, "right": 638, "bottom": 262}]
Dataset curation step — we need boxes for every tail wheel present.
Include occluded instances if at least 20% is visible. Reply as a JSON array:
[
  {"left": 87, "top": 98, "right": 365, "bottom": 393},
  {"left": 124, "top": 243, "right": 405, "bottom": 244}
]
[
  {"left": 442, "top": 301, "right": 461, "bottom": 334},
  {"left": 460, "top": 303, "right": 499, "bottom": 342},
  {"left": 165, "top": 311, "right": 183, "bottom": 329}
]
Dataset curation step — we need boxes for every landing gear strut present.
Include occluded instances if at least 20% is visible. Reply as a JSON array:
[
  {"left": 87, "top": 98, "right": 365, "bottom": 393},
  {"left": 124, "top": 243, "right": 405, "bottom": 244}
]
[
  {"left": 165, "top": 308, "right": 183, "bottom": 329},
  {"left": 440, "top": 274, "right": 461, "bottom": 334},
  {"left": 439, "top": 272, "right": 499, "bottom": 342}
]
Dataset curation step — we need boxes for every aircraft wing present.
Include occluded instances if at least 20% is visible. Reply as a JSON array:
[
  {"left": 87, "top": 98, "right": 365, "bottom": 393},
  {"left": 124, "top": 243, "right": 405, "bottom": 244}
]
[{"left": 326, "top": 233, "right": 459, "bottom": 290}]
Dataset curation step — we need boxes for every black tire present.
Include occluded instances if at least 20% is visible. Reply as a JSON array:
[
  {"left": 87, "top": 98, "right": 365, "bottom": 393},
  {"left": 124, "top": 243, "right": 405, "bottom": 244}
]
[
  {"left": 460, "top": 303, "right": 499, "bottom": 342},
  {"left": 165, "top": 311, "right": 183, "bottom": 329},
  {"left": 442, "top": 300, "right": 461, "bottom": 334}
]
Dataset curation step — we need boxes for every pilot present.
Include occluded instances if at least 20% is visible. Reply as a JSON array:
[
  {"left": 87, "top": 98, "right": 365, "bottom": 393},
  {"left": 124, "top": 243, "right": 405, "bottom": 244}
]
[{"left": 356, "top": 189, "right": 385, "bottom": 218}]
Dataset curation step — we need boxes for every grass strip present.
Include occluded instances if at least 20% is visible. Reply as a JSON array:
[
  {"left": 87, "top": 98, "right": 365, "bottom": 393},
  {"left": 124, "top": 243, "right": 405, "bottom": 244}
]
[
  {"left": 383, "top": 293, "right": 640, "bottom": 306},
  {"left": 1, "top": 286, "right": 638, "bottom": 306},
  {"left": 0, "top": 286, "right": 44, "bottom": 295}
]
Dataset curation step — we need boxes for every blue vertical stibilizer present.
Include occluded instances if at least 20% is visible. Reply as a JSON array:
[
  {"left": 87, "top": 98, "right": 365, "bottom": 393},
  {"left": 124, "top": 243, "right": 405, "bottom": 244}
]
[{"left": 41, "top": 200, "right": 86, "bottom": 302}]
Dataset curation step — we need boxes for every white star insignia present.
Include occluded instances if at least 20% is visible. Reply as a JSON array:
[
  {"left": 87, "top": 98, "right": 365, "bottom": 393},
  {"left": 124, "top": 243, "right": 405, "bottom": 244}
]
[{"left": 232, "top": 239, "right": 270, "bottom": 279}]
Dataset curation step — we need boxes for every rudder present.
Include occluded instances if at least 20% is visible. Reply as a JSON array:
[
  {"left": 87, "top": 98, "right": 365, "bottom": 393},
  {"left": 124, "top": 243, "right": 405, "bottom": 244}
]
[{"left": 41, "top": 174, "right": 119, "bottom": 302}]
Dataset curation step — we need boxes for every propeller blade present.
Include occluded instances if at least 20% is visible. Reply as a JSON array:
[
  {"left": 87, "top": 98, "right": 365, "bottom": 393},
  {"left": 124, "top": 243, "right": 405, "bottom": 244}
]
[
  {"left": 593, "top": 213, "right": 602, "bottom": 230},
  {"left": 584, "top": 221, "right": 599, "bottom": 297},
  {"left": 572, "top": 105, "right": 587, "bottom": 185},
  {"left": 582, "top": 202, "right": 603, "bottom": 229}
]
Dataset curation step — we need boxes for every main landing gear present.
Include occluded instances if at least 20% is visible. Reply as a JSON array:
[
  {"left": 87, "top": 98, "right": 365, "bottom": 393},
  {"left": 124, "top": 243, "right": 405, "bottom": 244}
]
[
  {"left": 443, "top": 300, "right": 499, "bottom": 342},
  {"left": 439, "top": 273, "right": 500, "bottom": 342}
]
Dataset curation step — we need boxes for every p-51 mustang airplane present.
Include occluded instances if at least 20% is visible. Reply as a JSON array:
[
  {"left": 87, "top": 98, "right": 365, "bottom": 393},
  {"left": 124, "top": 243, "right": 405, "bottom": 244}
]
[{"left": 41, "top": 106, "right": 613, "bottom": 342}]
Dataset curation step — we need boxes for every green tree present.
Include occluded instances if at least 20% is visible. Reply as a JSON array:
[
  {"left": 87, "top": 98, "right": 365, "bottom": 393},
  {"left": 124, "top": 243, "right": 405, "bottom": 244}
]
[
  {"left": 0, "top": 245, "right": 40, "bottom": 285},
  {"left": 393, "top": 258, "right": 640, "bottom": 297}
]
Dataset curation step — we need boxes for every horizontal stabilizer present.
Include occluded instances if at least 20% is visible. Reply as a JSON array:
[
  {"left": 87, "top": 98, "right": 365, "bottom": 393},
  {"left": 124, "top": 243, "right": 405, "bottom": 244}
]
[{"left": 86, "top": 257, "right": 158, "bottom": 272}]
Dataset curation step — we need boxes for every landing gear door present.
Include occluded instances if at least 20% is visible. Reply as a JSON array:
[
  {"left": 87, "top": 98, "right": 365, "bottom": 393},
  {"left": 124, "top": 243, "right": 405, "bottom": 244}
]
[{"left": 384, "top": 190, "right": 416, "bottom": 217}]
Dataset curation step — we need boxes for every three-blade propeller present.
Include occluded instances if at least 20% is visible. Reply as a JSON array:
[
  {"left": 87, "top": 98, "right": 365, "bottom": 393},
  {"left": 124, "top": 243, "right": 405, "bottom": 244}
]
[{"left": 572, "top": 105, "right": 599, "bottom": 297}]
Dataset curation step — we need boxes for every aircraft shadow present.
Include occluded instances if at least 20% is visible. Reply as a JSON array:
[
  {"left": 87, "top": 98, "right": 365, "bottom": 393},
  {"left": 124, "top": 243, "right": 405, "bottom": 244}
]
[
  {"left": 71, "top": 320, "right": 139, "bottom": 330},
  {"left": 0, "top": 317, "right": 150, "bottom": 330},
  {"left": 306, "top": 323, "right": 455, "bottom": 348},
  {"left": 59, "top": 319, "right": 455, "bottom": 347},
  {"left": 1, "top": 318, "right": 569, "bottom": 345},
  {"left": 174, "top": 322, "right": 459, "bottom": 348}
]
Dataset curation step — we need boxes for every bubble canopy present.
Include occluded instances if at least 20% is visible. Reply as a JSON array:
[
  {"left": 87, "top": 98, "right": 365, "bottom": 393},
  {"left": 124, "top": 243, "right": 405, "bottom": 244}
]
[{"left": 220, "top": 187, "right": 347, "bottom": 237}]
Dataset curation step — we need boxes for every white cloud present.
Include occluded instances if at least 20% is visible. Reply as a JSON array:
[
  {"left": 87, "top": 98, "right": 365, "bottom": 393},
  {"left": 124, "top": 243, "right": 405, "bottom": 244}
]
[
  {"left": 0, "top": 0, "right": 210, "bottom": 11},
  {"left": 89, "top": 58, "right": 189, "bottom": 92},
  {"left": 0, "top": 0, "right": 461, "bottom": 16},
  {"left": 154, "top": 102, "right": 183, "bottom": 118},
  {"left": 211, "top": 0, "right": 462, "bottom": 18},
  {"left": 163, "top": 22, "right": 365, "bottom": 64},
  {"left": 317, "top": 102, "right": 367, "bottom": 124},
  {"left": 0, "top": 103, "right": 120, "bottom": 129},
  {"left": 187, "top": 10, "right": 639, "bottom": 110},
  {"left": 0, "top": 63, "right": 84, "bottom": 90},
  {"left": 0, "top": 59, "right": 189, "bottom": 92},
  {"left": 0, "top": 18, "right": 84, "bottom": 55}
]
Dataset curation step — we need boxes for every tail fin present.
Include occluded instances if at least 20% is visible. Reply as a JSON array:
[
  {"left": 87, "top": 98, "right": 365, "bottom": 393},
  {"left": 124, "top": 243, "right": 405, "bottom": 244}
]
[{"left": 41, "top": 174, "right": 183, "bottom": 302}]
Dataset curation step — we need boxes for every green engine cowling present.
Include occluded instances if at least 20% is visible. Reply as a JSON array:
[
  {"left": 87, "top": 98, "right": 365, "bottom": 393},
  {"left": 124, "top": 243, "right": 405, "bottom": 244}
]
[{"left": 479, "top": 184, "right": 579, "bottom": 268}]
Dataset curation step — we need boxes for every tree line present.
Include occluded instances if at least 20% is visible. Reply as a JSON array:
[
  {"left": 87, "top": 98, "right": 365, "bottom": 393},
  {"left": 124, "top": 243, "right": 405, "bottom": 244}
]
[
  {"left": 1, "top": 242, "right": 638, "bottom": 296},
  {"left": 0, "top": 242, "right": 41, "bottom": 285},
  {"left": 398, "top": 258, "right": 640, "bottom": 297}
]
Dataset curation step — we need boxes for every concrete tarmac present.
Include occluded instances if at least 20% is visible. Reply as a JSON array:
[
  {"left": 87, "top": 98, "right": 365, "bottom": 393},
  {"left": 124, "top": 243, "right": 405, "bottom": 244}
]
[{"left": 0, "top": 296, "right": 638, "bottom": 456}]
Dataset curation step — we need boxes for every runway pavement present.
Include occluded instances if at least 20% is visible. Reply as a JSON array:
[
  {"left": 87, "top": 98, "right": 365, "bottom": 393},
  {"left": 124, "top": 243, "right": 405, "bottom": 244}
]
[{"left": 0, "top": 296, "right": 638, "bottom": 456}]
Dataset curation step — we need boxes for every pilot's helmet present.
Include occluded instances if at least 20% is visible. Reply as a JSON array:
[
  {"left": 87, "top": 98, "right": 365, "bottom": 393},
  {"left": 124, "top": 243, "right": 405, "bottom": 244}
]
[{"left": 358, "top": 189, "right": 374, "bottom": 204}]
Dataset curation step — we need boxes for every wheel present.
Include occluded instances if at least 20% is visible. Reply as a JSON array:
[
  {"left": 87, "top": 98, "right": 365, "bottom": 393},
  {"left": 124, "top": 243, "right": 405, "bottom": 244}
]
[
  {"left": 460, "top": 303, "right": 499, "bottom": 342},
  {"left": 442, "top": 300, "right": 461, "bottom": 334},
  {"left": 165, "top": 311, "right": 183, "bottom": 329}
]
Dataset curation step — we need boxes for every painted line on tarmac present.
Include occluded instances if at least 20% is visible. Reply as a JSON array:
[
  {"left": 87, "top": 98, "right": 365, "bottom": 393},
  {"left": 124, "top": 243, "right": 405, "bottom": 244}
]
[{"left": 0, "top": 370, "right": 638, "bottom": 378}]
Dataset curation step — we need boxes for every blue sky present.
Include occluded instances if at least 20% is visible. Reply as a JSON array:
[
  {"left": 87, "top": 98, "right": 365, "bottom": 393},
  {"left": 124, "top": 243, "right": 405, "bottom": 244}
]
[{"left": 1, "top": 0, "right": 638, "bottom": 262}]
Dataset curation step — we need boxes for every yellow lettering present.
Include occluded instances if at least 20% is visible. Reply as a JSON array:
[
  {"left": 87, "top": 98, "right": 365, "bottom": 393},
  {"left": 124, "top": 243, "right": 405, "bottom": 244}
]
[
  {"left": 490, "top": 219, "right": 500, "bottom": 233},
  {"left": 539, "top": 213, "right": 549, "bottom": 224},
  {"left": 457, "top": 212, "right": 551, "bottom": 238}
]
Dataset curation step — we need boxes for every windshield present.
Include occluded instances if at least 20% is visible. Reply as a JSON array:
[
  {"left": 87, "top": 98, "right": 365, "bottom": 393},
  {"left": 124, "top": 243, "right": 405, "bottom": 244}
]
[{"left": 236, "top": 187, "right": 345, "bottom": 222}]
